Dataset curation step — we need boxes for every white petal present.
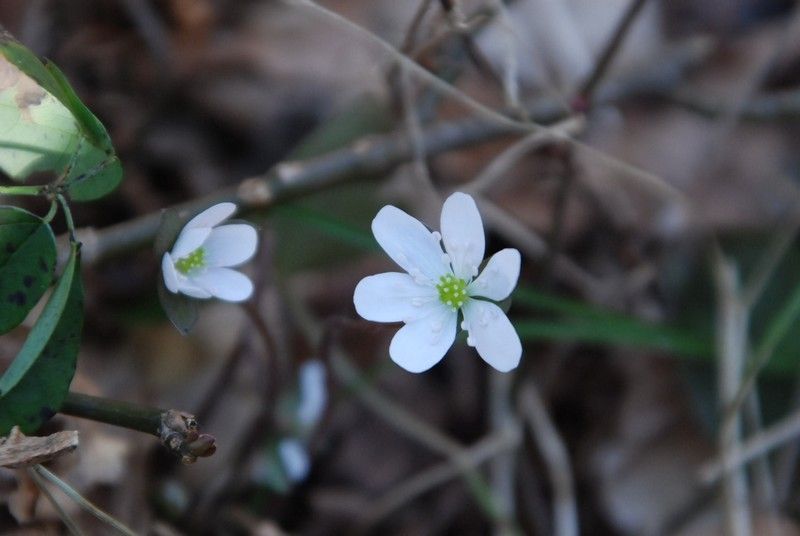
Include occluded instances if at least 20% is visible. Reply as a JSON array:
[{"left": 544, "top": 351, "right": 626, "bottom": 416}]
[
  {"left": 297, "top": 360, "right": 327, "bottom": 428},
  {"left": 468, "top": 249, "right": 521, "bottom": 301},
  {"left": 184, "top": 202, "right": 237, "bottom": 230},
  {"left": 162, "top": 253, "right": 180, "bottom": 293},
  {"left": 177, "top": 280, "right": 213, "bottom": 299},
  {"left": 354, "top": 272, "right": 439, "bottom": 323},
  {"left": 441, "top": 192, "right": 485, "bottom": 281},
  {"left": 278, "top": 439, "right": 311, "bottom": 483},
  {"left": 462, "top": 300, "right": 521, "bottom": 372},
  {"left": 389, "top": 304, "right": 457, "bottom": 373},
  {"left": 203, "top": 224, "right": 258, "bottom": 267},
  {"left": 191, "top": 267, "right": 254, "bottom": 302},
  {"left": 372, "top": 205, "right": 450, "bottom": 283},
  {"left": 171, "top": 227, "right": 211, "bottom": 258}
]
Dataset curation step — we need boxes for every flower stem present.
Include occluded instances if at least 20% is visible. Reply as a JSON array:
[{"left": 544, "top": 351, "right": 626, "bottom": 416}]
[
  {"left": 43, "top": 199, "right": 59, "bottom": 224},
  {"left": 0, "top": 185, "right": 44, "bottom": 196},
  {"left": 56, "top": 194, "right": 77, "bottom": 243}
]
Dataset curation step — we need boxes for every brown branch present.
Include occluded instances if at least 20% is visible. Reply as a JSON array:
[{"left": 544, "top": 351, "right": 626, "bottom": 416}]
[{"left": 63, "top": 38, "right": 708, "bottom": 267}]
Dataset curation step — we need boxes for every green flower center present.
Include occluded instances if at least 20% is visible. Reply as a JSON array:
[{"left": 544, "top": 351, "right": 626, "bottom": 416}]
[
  {"left": 175, "top": 247, "right": 206, "bottom": 275},
  {"left": 436, "top": 274, "right": 468, "bottom": 310}
]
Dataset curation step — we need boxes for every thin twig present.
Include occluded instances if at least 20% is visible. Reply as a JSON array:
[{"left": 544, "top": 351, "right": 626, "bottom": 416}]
[
  {"left": 544, "top": 149, "right": 577, "bottom": 286},
  {"left": 359, "top": 428, "right": 521, "bottom": 530},
  {"left": 330, "top": 350, "right": 509, "bottom": 525},
  {"left": 488, "top": 371, "right": 518, "bottom": 534},
  {"left": 475, "top": 195, "right": 602, "bottom": 296},
  {"left": 485, "top": 0, "right": 521, "bottom": 110},
  {"left": 401, "top": 0, "right": 435, "bottom": 53},
  {"left": 464, "top": 116, "right": 585, "bottom": 194},
  {"left": 286, "top": 0, "right": 685, "bottom": 203},
  {"left": 27, "top": 466, "right": 85, "bottom": 536},
  {"left": 518, "top": 381, "right": 578, "bottom": 536},
  {"left": 64, "top": 38, "right": 709, "bottom": 267},
  {"left": 701, "top": 405, "right": 800, "bottom": 485},
  {"left": 576, "top": 0, "right": 650, "bottom": 103},
  {"left": 398, "top": 62, "right": 441, "bottom": 213},
  {"left": 32, "top": 465, "right": 137, "bottom": 536},
  {"left": 741, "top": 205, "right": 800, "bottom": 308},
  {"left": 711, "top": 247, "right": 751, "bottom": 536},
  {"left": 742, "top": 392, "right": 777, "bottom": 510}
]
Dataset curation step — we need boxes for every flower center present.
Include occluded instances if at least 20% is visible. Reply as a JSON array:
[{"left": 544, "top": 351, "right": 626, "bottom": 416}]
[
  {"left": 175, "top": 247, "right": 206, "bottom": 275},
  {"left": 436, "top": 274, "right": 468, "bottom": 310}
]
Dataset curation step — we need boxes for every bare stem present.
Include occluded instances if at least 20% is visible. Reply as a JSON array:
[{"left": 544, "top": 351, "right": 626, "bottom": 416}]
[
  {"left": 60, "top": 392, "right": 216, "bottom": 464},
  {"left": 576, "top": 0, "right": 650, "bottom": 103}
]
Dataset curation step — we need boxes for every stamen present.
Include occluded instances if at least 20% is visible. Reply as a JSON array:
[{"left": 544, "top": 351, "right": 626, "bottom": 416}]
[
  {"left": 175, "top": 247, "right": 206, "bottom": 275},
  {"left": 436, "top": 274, "right": 469, "bottom": 309}
]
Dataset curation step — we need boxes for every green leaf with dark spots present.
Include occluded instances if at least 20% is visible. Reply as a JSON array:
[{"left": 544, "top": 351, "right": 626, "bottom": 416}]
[
  {"left": 0, "top": 244, "right": 83, "bottom": 433},
  {"left": 0, "top": 30, "right": 123, "bottom": 200},
  {"left": 0, "top": 206, "right": 55, "bottom": 334}
]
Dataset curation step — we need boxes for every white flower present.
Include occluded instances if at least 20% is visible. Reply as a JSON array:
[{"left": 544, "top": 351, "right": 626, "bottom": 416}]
[
  {"left": 296, "top": 360, "right": 327, "bottom": 429},
  {"left": 353, "top": 192, "right": 522, "bottom": 373},
  {"left": 277, "top": 438, "right": 311, "bottom": 483},
  {"left": 162, "top": 202, "right": 258, "bottom": 302}
]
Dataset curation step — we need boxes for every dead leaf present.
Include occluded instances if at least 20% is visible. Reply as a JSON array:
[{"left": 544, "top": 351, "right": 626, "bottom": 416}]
[{"left": 0, "top": 427, "right": 79, "bottom": 469}]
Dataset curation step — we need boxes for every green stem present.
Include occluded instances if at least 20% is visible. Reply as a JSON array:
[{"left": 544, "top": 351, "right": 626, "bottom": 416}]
[
  {"left": 60, "top": 392, "right": 163, "bottom": 436},
  {"left": 43, "top": 199, "right": 58, "bottom": 224},
  {"left": 57, "top": 194, "right": 77, "bottom": 243},
  {"left": 0, "top": 185, "right": 44, "bottom": 196}
]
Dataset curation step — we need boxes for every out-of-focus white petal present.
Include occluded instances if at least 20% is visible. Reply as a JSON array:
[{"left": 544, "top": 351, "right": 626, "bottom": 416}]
[
  {"left": 468, "top": 249, "right": 521, "bottom": 301},
  {"left": 297, "top": 360, "right": 327, "bottom": 429},
  {"left": 184, "top": 202, "right": 236, "bottom": 230},
  {"left": 440, "top": 192, "right": 485, "bottom": 281},
  {"left": 162, "top": 253, "right": 180, "bottom": 293},
  {"left": 171, "top": 227, "right": 211, "bottom": 258},
  {"left": 354, "top": 272, "right": 439, "bottom": 323},
  {"left": 462, "top": 300, "right": 521, "bottom": 372},
  {"left": 177, "top": 281, "right": 213, "bottom": 299},
  {"left": 278, "top": 439, "right": 311, "bottom": 483},
  {"left": 371, "top": 205, "right": 450, "bottom": 284},
  {"left": 204, "top": 224, "right": 258, "bottom": 267},
  {"left": 191, "top": 268, "right": 253, "bottom": 302},
  {"left": 389, "top": 304, "right": 457, "bottom": 373}
]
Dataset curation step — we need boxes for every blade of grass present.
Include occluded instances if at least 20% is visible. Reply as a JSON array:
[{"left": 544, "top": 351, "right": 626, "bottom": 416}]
[{"left": 514, "top": 319, "right": 712, "bottom": 358}]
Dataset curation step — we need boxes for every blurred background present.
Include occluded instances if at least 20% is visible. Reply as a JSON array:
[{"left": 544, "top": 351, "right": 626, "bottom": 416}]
[{"left": 3, "top": 0, "right": 800, "bottom": 534}]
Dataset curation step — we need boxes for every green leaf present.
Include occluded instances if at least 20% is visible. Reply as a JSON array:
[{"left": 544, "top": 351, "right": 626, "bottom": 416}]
[
  {"left": 514, "top": 319, "right": 713, "bottom": 358},
  {"left": 0, "top": 244, "right": 83, "bottom": 434},
  {"left": 154, "top": 207, "right": 198, "bottom": 334},
  {"left": 0, "top": 31, "right": 122, "bottom": 200},
  {"left": 513, "top": 285, "right": 714, "bottom": 359},
  {"left": 0, "top": 206, "right": 55, "bottom": 334}
]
